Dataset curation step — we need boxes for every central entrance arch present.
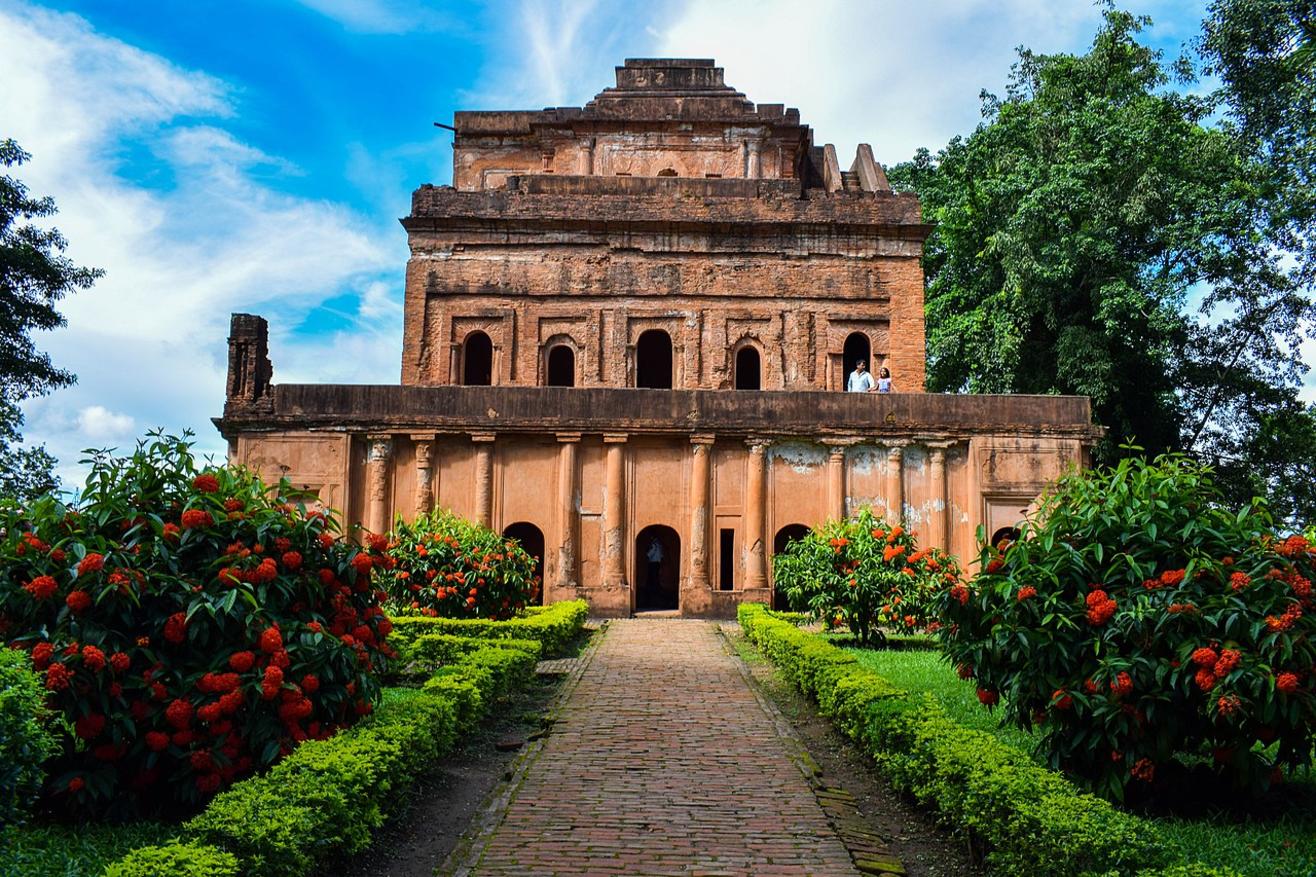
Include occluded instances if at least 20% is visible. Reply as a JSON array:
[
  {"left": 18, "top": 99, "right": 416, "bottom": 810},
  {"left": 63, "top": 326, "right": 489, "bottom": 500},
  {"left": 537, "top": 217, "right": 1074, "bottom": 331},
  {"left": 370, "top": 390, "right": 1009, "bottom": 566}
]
[
  {"left": 635, "top": 524, "right": 680, "bottom": 611},
  {"left": 503, "top": 522, "right": 545, "bottom": 605}
]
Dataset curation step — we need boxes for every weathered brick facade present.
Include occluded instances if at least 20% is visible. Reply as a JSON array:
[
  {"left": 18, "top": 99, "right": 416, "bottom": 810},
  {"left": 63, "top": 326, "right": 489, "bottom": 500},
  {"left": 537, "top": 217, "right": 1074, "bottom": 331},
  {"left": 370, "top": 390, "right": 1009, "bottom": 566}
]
[{"left": 217, "top": 59, "right": 1100, "bottom": 617}]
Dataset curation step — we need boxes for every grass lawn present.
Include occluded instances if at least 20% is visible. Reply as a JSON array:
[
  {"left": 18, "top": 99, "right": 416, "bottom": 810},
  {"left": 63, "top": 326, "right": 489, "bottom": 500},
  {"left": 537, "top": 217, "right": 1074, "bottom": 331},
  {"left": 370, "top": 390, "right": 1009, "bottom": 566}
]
[
  {"left": 848, "top": 646, "right": 1316, "bottom": 877},
  {"left": 0, "top": 820, "right": 178, "bottom": 877}
]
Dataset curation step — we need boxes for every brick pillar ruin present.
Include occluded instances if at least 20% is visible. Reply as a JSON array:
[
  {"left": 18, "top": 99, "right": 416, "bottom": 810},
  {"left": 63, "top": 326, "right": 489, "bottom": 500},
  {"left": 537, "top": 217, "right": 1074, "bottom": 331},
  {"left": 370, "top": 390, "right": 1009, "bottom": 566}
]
[
  {"left": 226, "top": 314, "right": 273, "bottom": 406},
  {"left": 685, "top": 436, "right": 714, "bottom": 611}
]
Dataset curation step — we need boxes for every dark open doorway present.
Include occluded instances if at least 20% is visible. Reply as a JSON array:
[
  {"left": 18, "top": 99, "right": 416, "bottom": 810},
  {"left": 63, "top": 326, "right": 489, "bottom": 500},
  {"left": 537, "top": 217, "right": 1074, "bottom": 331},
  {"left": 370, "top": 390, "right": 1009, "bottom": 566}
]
[
  {"left": 546, "top": 345, "right": 575, "bottom": 387},
  {"left": 503, "top": 522, "right": 545, "bottom": 605},
  {"left": 772, "top": 524, "right": 810, "bottom": 610},
  {"left": 843, "top": 332, "right": 871, "bottom": 386},
  {"left": 635, "top": 524, "right": 680, "bottom": 611},
  {"left": 463, "top": 331, "right": 493, "bottom": 386},
  {"left": 635, "top": 330, "right": 673, "bottom": 389},
  {"left": 734, "top": 346, "right": 761, "bottom": 390}
]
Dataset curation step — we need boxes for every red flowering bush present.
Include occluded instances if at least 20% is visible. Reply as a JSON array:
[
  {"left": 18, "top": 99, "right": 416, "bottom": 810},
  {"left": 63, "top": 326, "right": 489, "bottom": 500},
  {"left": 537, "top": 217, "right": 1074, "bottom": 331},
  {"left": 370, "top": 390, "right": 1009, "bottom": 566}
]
[
  {"left": 773, "top": 507, "right": 961, "bottom": 646},
  {"left": 378, "top": 509, "right": 536, "bottom": 620},
  {"left": 937, "top": 453, "right": 1316, "bottom": 800},
  {"left": 0, "top": 434, "right": 393, "bottom": 815}
]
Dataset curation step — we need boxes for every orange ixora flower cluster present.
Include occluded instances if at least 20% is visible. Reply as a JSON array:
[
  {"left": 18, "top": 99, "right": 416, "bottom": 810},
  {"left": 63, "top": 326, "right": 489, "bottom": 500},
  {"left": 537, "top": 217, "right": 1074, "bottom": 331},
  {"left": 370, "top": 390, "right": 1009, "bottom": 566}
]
[
  {"left": 377, "top": 508, "right": 538, "bottom": 620},
  {"left": 0, "top": 434, "right": 393, "bottom": 817},
  {"left": 936, "top": 453, "right": 1316, "bottom": 801},
  {"left": 772, "top": 508, "right": 961, "bottom": 647}
]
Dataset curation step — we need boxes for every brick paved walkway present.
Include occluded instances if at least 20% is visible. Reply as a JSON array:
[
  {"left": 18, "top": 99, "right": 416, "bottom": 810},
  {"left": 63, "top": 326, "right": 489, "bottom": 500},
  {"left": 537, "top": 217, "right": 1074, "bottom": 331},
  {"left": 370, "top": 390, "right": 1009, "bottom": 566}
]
[{"left": 469, "top": 619, "right": 860, "bottom": 876}]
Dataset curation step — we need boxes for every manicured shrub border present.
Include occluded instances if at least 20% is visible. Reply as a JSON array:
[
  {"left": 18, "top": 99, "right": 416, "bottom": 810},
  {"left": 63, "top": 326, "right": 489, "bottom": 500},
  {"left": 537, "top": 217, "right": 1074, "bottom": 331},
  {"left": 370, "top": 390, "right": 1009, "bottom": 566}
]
[
  {"left": 738, "top": 604, "right": 1242, "bottom": 877},
  {"left": 103, "top": 603, "right": 587, "bottom": 877},
  {"left": 389, "top": 599, "right": 588, "bottom": 658}
]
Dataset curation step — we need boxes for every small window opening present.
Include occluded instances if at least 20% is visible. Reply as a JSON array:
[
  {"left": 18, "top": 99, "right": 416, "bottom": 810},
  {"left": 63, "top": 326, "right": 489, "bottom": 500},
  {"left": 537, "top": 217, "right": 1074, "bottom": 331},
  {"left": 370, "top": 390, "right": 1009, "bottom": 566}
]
[
  {"left": 657, "top": 168, "right": 678, "bottom": 177},
  {"left": 546, "top": 345, "right": 575, "bottom": 387},
  {"left": 462, "top": 331, "right": 493, "bottom": 386},
  {"left": 719, "top": 529, "right": 736, "bottom": 591},
  {"left": 635, "top": 330, "right": 673, "bottom": 389},
  {"left": 734, "top": 346, "right": 761, "bottom": 390}
]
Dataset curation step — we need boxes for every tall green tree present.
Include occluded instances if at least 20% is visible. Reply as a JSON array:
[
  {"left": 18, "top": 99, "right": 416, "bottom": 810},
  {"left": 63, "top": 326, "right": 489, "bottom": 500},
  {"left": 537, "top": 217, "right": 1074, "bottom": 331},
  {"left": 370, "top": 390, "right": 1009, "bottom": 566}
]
[
  {"left": 0, "top": 138, "right": 101, "bottom": 501},
  {"left": 890, "top": 10, "right": 1316, "bottom": 521}
]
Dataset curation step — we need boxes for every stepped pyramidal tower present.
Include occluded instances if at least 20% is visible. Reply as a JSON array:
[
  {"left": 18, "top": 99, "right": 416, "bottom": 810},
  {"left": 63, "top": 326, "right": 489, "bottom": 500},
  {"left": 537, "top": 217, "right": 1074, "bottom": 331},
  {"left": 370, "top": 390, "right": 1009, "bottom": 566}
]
[{"left": 217, "top": 59, "right": 1100, "bottom": 617}]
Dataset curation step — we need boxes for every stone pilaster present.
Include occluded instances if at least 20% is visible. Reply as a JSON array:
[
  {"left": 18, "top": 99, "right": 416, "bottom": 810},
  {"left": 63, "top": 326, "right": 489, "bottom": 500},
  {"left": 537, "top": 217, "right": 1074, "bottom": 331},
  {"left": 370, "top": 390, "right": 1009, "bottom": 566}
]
[
  {"left": 928, "top": 444, "right": 949, "bottom": 550},
  {"left": 555, "top": 433, "right": 580, "bottom": 596},
  {"left": 684, "top": 435, "right": 715, "bottom": 612},
  {"left": 411, "top": 434, "right": 436, "bottom": 517},
  {"left": 826, "top": 443, "right": 848, "bottom": 522},
  {"left": 471, "top": 434, "right": 495, "bottom": 527},
  {"left": 366, "top": 434, "right": 393, "bottom": 535},
  {"left": 602, "top": 434, "right": 628, "bottom": 591},
  {"left": 743, "top": 439, "right": 768, "bottom": 588},
  {"left": 886, "top": 444, "right": 905, "bottom": 524}
]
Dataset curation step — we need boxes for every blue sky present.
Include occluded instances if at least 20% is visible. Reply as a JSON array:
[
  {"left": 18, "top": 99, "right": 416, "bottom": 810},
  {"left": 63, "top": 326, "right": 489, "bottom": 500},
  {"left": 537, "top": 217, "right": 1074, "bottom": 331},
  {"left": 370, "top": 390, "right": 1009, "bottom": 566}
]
[{"left": 1, "top": 0, "right": 1238, "bottom": 487}]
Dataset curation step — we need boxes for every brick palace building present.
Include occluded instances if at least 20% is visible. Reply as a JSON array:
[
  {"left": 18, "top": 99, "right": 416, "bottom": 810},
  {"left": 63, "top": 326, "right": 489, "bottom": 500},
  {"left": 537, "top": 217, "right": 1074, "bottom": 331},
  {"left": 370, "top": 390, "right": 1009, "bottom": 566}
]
[{"left": 216, "top": 59, "right": 1101, "bottom": 617}]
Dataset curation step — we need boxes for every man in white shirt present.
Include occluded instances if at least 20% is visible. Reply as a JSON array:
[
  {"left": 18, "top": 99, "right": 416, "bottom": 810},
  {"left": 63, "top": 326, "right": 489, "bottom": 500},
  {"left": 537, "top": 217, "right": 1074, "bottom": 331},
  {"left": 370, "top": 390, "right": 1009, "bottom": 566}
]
[
  {"left": 646, "top": 538, "right": 664, "bottom": 589},
  {"left": 847, "top": 360, "right": 875, "bottom": 393}
]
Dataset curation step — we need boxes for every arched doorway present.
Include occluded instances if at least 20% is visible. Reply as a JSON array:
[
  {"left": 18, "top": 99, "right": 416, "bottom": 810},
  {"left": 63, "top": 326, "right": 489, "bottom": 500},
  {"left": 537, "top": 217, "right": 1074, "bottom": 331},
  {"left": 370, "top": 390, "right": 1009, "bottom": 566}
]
[
  {"left": 635, "top": 330, "right": 673, "bottom": 389},
  {"left": 734, "top": 346, "right": 761, "bottom": 390},
  {"left": 503, "top": 522, "right": 545, "bottom": 605},
  {"left": 462, "top": 331, "right": 493, "bottom": 386},
  {"left": 772, "top": 524, "right": 810, "bottom": 610},
  {"left": 635, "top": 524, "right": 680, "bottom": 611},
  {"left": 546, "top": 344, "right": 575, "bottom": 387},
  {"left": 843, "top": 332, "right": 871, "bottom": 387}
]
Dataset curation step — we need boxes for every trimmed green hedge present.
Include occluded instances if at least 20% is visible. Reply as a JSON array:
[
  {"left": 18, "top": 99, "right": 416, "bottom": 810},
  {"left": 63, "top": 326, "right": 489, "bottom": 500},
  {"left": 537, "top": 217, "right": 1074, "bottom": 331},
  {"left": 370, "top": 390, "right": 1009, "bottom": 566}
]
[
  {"left": 389, "top": 599, "right": 588, "bottom": 658},
  {"left": 739, "top": 603, "right": 1176, "bottom": 877},
  {"left": 408, "top": 632, "right": 543, "bottom": 667},
  {"left": 103, "top": 606, "right": 581, "bottom": 877},
  {"left": 104, "top": 841, "right": 239, "bottom": 877},
  {"left": 0, "top": 647, "right": 57, "bottom": 828}
]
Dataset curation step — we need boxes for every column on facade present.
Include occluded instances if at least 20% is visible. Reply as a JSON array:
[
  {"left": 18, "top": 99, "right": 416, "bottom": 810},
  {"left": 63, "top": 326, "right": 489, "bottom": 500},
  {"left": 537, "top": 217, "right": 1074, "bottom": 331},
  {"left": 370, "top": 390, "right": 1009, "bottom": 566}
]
[
  {"left": 826, "top": 442, "right": 848, "bottom": 522},
  {"left": 687, "top": 436, "right": 714, "bottom": 591},
  {"left": 602, "top": 434, "right": 627, "bottom": 589},
  {"left": 747, "top": 140, "right": 763, "bottom": 178},
  {"left": 411, "top": 434, "right": 436, "bottom": 517},
  {"left": 365, "top": 434, "right": 393, "bottom": 535},
  {"left": 578, "top": 138, "right": 595, "bottom": 175},
  {"left": 928, "top": 444, "right": 950, "bottom": 551},
  {"left": 555, "top": 433, "right": 580, "bottom": 593},
  {"left": 886, "top": 444, "right": 905, "bottom": 524},
  {"left": 472, "top": 434, "right": 495, "bottom": 528},
  {"left": 744, "top": 439, "right": 768, "bottom": 588}
]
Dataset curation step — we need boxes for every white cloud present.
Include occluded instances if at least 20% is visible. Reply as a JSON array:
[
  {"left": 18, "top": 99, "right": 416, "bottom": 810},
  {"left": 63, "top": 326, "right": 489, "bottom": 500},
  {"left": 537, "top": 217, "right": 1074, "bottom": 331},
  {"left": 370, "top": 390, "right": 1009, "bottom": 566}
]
[
  {"left": 1, "top": 2, "right": 401, "bottom": 488},
  {"left": 291, "top": 0, "right": 465, "bottom": 35},
  {"left": 76, "top": 405, "right": 135, "bottom": 440}
]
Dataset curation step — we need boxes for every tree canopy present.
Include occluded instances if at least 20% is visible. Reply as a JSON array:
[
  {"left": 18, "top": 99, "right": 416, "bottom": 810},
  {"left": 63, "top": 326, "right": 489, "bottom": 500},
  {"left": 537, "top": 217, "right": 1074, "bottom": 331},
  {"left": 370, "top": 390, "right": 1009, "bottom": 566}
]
[
  {"left": 0, "top": 139, "right": 101, "bottom": 501},
  {"left": 890, "top": 7, "right": 1316, "bottom": 523}
]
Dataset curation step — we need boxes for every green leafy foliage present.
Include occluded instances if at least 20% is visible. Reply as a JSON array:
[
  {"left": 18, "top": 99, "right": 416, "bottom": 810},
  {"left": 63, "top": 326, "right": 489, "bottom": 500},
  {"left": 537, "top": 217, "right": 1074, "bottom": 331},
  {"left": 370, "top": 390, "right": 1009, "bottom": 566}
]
[
  {"left": 0, "top": 646, "right": 58, "bottom": 827},
  {"left": 380, "top": 509, "right": 537, "bottom": 619},
  {"left": 937, "top": 453, "right": 1316, "bottom": 800},
  {"left": 104, "top": 840, "right": 239, "bottom": 877},
  {"left": 386, "top": 598, "right": 589, "bottom": 658},
  {"left": 773, "top": 508, "right": 960, "bottom": 646},
  {"left": 0, "top": 433, "right": 393, "bottom": 815},
  {"left": 888, "top": 9, "right": 1316, "bottom": 522},
  {"left": 739, "top": 604, "right": 1168, "bottom": 876}
]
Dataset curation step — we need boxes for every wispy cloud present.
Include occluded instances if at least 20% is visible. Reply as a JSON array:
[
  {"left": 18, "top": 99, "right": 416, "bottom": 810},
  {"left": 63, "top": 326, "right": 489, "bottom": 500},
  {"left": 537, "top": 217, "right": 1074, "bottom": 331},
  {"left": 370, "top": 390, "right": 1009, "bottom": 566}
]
[
  {"left": 1, "top": 2, "right": 401, "bottom": 486},
  {"left": 290, "top": 0, "right": 466, "bottom": 35}
]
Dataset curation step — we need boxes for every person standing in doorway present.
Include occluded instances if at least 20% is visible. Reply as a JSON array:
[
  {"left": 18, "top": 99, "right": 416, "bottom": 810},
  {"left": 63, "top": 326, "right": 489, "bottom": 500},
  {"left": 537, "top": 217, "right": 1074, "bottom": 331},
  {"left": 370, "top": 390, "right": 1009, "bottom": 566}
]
[
  {"left": 847, "top": 359, "right": 874, "bottom": 393},
  {"left": 875, "top": 366, "right": 893, "bottom": 393},
  {"left": 646, "top": 537, "right": 664, "bottom": 590}
]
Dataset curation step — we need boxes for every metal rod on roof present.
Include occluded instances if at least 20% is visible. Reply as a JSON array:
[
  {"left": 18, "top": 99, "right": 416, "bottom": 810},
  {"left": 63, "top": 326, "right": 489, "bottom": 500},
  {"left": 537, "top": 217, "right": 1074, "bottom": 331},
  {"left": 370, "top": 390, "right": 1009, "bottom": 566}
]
[{"left": 433, "top": 122, "right": 456, "bottom": 132}]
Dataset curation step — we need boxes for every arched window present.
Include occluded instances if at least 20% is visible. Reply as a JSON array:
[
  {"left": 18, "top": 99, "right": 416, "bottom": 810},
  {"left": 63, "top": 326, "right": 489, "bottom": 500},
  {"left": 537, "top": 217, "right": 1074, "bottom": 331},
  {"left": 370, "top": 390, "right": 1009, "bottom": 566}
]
[
  {"left": 635, "top": 330, "right": 673, "bottom": 389},
  {"left": 546, "top": 344, "right": 575, "bottom": 387},
  {"left": 462, "top": 331, "right": 493, "bottom": 386},
  {"left": 843, "top": 332, "right": 871, "bottom": 383},
  {"left": 657, "top": 168, "right": 678, "bottom": 177},
  {"left": 734, "top": 346, "right": 761, "bottom": 390}
]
